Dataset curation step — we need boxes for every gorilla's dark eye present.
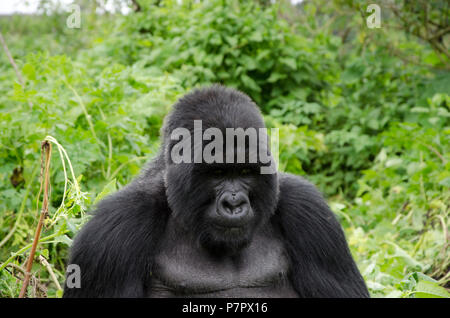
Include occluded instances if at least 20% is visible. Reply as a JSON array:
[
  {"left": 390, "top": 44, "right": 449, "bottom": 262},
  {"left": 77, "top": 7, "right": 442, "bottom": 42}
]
[{"left": 240, "top": 168, "right": 252, "bottom": 175}]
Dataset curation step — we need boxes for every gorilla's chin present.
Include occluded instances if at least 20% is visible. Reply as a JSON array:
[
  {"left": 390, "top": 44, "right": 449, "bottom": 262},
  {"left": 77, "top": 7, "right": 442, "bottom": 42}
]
[{"left": 199, "top": 224, "right": 253, "bottom": 256}]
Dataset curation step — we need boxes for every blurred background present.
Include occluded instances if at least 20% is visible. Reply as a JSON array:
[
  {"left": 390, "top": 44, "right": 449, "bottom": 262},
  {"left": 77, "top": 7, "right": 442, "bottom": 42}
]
[{"left": 0, "top": 0, "right": 448, "bottom": 298}]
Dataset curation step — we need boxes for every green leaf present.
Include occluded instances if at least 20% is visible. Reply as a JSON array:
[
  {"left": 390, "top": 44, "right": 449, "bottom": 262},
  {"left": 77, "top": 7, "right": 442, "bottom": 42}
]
[
  {"left": 241, "top": 74, "right": 261, "bottom": 92},
  {"left": 411, "top": 107, "right": 430, "bottom": 113},
  {"left": 93, "top": 179, "right": 117, "bottom": 205},
  {"left": 22, "top": 63, "right": 36, "bottom": 80},
  {"left": 41, "top": 249, "right": 49, "bottom": 259},
  {"left": 280, "top": 57, "right": 297, "bottom": 70},
  {"left": 267, "top": 72, "right": 286, "bottom": 83},
  {"left": 53, "top": 235, "right": 73, "bottom": 246},
  {"left": 414, "top": 281, "right": 450, "bottom": 298},
  {"left": 438, "top": 177, "right": 450, "bottom": 187},
  {"left": 225, "top": 36, "right": 238, "bottom": 47}
]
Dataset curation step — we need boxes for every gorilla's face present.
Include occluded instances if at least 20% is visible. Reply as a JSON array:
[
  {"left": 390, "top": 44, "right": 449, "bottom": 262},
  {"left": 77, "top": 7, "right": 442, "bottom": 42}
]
[
  {"left": 166, "top": 161, "right": 278, "bottom": 255},
  {"left": 162, "top": 86, "right": 279, "bottom": 255}
]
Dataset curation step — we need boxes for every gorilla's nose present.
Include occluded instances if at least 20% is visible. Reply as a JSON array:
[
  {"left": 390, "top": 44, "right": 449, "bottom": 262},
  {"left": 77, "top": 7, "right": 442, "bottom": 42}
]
[{"left": 218, "top": 192, "right": 250, "bottom": 220}]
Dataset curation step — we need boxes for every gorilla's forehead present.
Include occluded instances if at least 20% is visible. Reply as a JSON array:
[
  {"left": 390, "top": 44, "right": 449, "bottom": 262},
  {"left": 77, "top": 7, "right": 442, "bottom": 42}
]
[{"left": 168, "top": 104, "right": 265, "bottom": 132}]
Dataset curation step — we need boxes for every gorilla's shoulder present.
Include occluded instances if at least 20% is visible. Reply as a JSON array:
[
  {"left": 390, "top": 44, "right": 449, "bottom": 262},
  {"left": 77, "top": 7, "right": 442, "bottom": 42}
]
[
  {"left": 91, "top": 166, "right": 167, "bottom": 219},
  {"left": 275, "top": 173, "right": 369, "bottom": 298},
  {"left": 278, "top": 172, "right": 325, "bottom": 201},
  {"left": 276, "top": 172, "right": 333, "bottom": 220}
]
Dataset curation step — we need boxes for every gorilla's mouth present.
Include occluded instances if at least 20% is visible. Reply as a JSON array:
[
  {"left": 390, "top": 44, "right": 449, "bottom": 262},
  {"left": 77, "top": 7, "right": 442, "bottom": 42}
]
[{"left": 211, "top": 224, "right": 247, "bottom": 236}]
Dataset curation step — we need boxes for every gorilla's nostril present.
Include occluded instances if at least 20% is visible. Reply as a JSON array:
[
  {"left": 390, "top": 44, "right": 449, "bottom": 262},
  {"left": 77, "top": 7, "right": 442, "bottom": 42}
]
[{"left": 223, "top": 201, "right": 233, "bottom": 214}]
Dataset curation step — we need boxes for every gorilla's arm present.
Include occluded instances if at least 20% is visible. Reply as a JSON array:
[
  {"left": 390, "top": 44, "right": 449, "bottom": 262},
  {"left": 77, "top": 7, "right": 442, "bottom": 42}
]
[
  {"left": 63, "top": 170, "right": 168, "bottom": 298},
  {"left": 275, "top": 173, "right": 369, "bottom": 298}
]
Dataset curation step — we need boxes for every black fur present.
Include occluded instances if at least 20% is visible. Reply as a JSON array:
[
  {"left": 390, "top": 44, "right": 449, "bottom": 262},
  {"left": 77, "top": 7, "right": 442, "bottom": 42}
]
[{"left": 63, "top": 85, "right": 369, "bottom": 298}]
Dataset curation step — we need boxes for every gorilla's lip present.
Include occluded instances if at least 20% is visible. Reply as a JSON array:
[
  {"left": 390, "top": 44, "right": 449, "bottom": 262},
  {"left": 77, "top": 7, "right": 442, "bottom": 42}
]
[
  {"left": 213, "top": 224, "right": 243, "bottom": 229},
  {"left": 211, "top": 224, "right": 248, "bottom": 234},
  {"left": 211, "top": 208, "right": 254, "bottom": 228}
]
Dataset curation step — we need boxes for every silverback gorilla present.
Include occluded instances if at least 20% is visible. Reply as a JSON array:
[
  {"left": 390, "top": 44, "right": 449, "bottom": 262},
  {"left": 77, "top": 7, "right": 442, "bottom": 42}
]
[{"left": 63, "top": 85, "right": 369, "bottom": 298}]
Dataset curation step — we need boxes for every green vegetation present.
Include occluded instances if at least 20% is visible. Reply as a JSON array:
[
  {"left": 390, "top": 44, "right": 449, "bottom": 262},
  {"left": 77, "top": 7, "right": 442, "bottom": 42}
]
[{"left": 0, "top": 0, "right": 448, "bottom": 298}]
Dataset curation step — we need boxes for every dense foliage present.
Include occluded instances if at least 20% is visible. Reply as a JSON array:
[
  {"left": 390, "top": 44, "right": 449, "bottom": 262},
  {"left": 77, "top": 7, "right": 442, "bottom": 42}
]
[{"left": 0, "top": 0, "right": 448, "bottom": 298}]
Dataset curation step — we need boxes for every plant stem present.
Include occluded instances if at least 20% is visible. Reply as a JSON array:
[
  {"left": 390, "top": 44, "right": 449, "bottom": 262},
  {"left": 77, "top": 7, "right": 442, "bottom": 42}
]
[{"left": 19, "top": 140, "right": 52, "bottom": 298}]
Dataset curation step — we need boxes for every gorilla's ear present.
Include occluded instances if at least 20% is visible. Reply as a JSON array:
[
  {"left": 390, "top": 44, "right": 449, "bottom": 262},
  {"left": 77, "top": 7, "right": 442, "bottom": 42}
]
[{"left": 275, "top": 173, "right": 369, "bottom": 298}]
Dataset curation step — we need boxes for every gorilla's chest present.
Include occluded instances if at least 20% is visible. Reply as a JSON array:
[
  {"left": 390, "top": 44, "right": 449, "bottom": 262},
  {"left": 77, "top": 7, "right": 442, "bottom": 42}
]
[{"left": 149, "top": 230, "right": 298, "bottom": 298}]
